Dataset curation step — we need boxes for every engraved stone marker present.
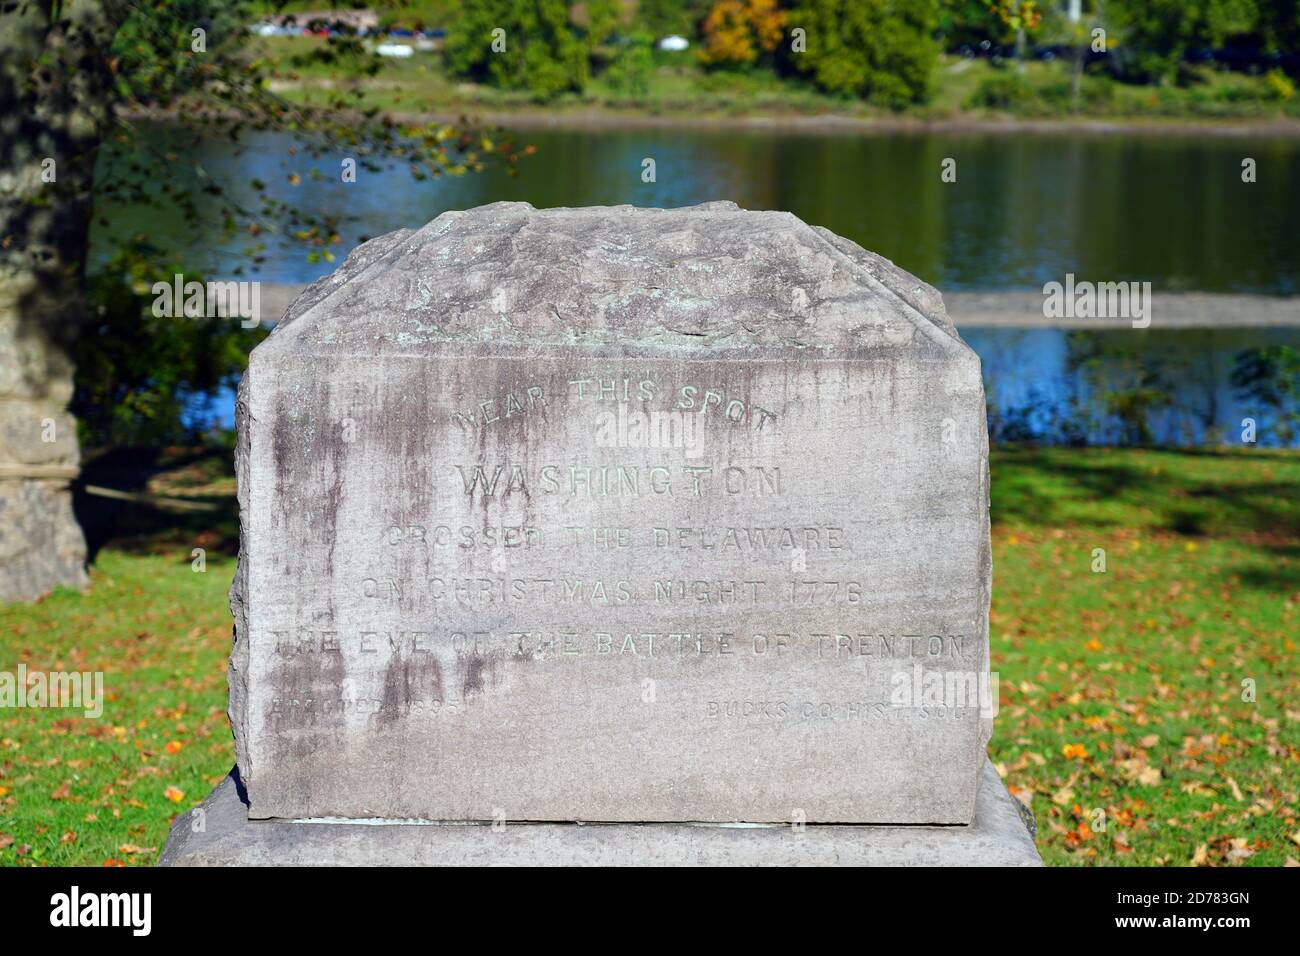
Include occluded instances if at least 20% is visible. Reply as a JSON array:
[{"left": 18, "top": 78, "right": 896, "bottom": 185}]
[{"left": 229, "top": 201, "right": 994, "bottom": 825}]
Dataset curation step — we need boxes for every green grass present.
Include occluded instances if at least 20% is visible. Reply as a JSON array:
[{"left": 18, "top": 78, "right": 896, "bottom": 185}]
[
  {"left": 0, "top": 552, "right": 233, "bottom": 866},
  {"left": 989, "top": 447, "right": 1300, "bottom": 865},
  {"left": 1, "top": 446, "right": 1297, "bottom": 865},
  {"left": 239, "top": 35, "right": 1300, "bottom": 124}
]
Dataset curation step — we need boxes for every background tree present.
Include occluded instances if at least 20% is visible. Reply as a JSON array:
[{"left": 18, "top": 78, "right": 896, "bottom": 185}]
[
  {"left": 937, "top": 0, "right": 1014, "bottom": 50},
  {"left": 1106, "top": 0, "right": 1260, "bottom": 85},
  {"left": 699, "top": 0, "right": 784, "bottom": 68},
  {"left": 986, "top": 0, "right": 1043, "bottom": 69},
  {"left": 1232, "top": 345, "right": 1300, "bottom": 446},
  {"left": 71, "top": 249, "right": 264, "bottom": 449},
  {"left": 636, "top": 0, "right": 709, "bottom": 38},
  {"left": 582, "top": 0, "right": 624, "bottom": 45},
  {"left": 443, "top": 0, "right": 590, "bottom": 98},
  {"left": 785, "top": 0, "right": 940, "bottom": 108},
  {"left": 1256, "top": 0, "right": 1300, "bottom": 71},
  {"left": 604, "top": 32, "right": 657, "bottom": 97},
  {"left": 0, "top": 0, "right": 518, "bottom": 600}
]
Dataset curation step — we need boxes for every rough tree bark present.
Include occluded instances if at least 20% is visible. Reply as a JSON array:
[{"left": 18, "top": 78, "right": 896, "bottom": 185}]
[{"left": 0, "top": 1, "right": 125, "bottom": 600}]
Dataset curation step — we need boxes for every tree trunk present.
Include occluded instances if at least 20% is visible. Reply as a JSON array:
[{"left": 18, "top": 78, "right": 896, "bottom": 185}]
[
  {"left": 1071, "top": 41, "right": 1085, "bottom": 107},
  {"left": 0, "top": 1, "right": 123, "bottom": 601}
]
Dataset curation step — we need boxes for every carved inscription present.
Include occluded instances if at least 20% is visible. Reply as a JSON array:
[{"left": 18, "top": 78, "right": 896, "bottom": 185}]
[
  {"left": 276, "top": 364, "right": 977, "bottom": 713},
  {"left": 249, "top": 347, "right": 989, "bottom": 823}
]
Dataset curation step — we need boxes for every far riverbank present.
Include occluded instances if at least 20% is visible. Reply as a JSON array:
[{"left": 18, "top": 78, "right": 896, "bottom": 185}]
[{"left": 408, "top": 109, "right": 1300, "bottom": 139}]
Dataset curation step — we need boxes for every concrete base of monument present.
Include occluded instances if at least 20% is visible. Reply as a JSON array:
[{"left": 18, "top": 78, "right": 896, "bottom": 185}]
[{"left": 160, "top": 760, "right": 1042, "bottom": 866}]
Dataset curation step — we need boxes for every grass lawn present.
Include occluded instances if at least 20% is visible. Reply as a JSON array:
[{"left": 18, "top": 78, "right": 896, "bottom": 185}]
[
  {"left": 989, "top": 447, "right": 1299, "bottom": 866},
  {"left": 1, "top": 445, "right": 1297, "bottom": 866}
]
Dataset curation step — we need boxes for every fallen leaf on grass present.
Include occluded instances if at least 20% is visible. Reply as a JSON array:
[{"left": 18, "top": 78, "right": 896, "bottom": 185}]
[
  {"left": 1052, "top": 773, "right": 1080, "bottom": 806},
  {"left": 1118, "top": 758, "right": 1162, "bottom": 786},
  {"left": 1226, "top": 839, "right": 1255, "bottom": 864},
  {"left": 1226, "top": 776, "right": 1245, "bottom": 802}
]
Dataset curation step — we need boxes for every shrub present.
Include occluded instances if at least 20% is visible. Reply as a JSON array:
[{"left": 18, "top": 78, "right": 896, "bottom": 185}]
[
  {"left": 784, "top": 0, "right": 940, "bottom": 108},
  {"left": 964, "top": 71, "right": 1040, "bottom": 111},
  {"left": 605, "top": 33, "right": 656, "bottom": 96},
  {"left": 443, "top": 0, "right": 589, "bottom": 100},
  {"left": 1265, "top": 68, "right": 1296, "bottom": 101}
]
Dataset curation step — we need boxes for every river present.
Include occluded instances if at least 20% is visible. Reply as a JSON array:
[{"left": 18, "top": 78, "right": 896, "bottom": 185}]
[{"left": 98, "top": 124, "right": 1300, "bottom": 446}]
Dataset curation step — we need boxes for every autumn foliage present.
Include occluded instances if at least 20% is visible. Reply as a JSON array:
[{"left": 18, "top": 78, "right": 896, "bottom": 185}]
[{"left": 700, "top": 0, "right": 786, "bottom": 67}]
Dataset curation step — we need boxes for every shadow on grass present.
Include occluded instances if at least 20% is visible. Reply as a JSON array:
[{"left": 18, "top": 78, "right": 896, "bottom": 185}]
[
  {"left": 1234, "top": 566, "right": 1300, "bottom": 593},
  {"left": 73, "top": 446, "right": 239, "bottom": 563},
  {"left": 991, "top": 445, "right": 1300, "bottom": 542}
]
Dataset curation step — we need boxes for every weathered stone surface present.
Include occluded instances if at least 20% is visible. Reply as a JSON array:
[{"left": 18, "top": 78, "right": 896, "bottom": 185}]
[
  {"left": 232, "top": 201, "right": 991, "bottom": 824},
  {"left": 0, "top": 269, "right": 88, "bottom": 602},
  {"left": 161, "top": 760, "right": 1039, "bottom": 866},
  {"left": 0, "top": 478, "right": 86, "bottom": 601}
]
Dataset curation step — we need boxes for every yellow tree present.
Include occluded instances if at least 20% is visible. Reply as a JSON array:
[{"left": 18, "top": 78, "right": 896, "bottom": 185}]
[{"left": 700, "top": 0, "right": 785, "bottom": 67}]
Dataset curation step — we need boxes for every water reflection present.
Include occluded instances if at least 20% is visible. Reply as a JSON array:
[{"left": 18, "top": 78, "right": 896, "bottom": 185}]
[
  {"left": 968, "top": 327, "right": 1300, "bottom": 447},
  {"left": 97, "top": 126, "right": 1300, "bottom": 293},
  {"left": 105, "top": 125, "right": 1300, "bottom": 447}
]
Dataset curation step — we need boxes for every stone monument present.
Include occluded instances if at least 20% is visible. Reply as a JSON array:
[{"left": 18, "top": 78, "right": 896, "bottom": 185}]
[
  {"left": 162, "top": 201, "right": 1041, "bottom": 865},
  {"left": 0, "top": 276, "right": 88, "bottom": 602}
]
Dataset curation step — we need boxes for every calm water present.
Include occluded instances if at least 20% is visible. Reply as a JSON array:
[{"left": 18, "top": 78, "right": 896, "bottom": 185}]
[
  {"left": 969, "top": 327, "right": 1300, "bottom": 447},
  {"left": 100, "top": 125, "right": 1300, "bottom": 445}
]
